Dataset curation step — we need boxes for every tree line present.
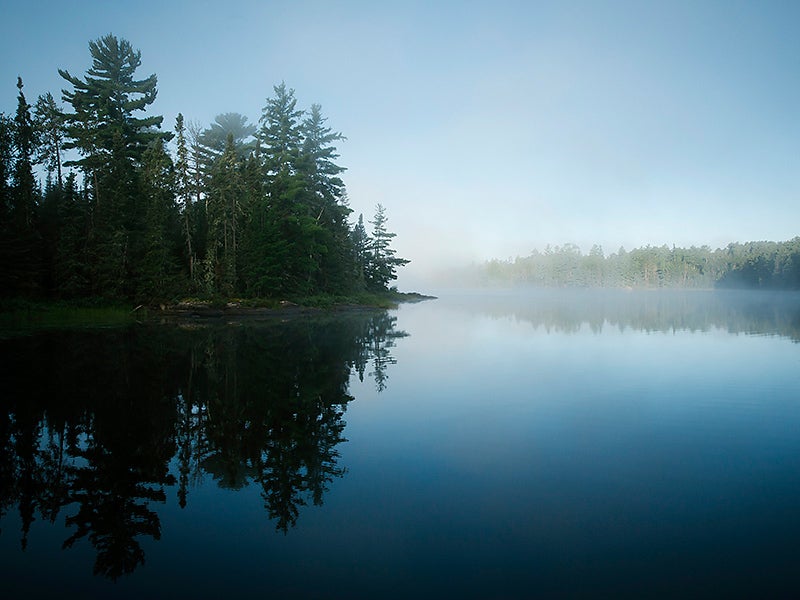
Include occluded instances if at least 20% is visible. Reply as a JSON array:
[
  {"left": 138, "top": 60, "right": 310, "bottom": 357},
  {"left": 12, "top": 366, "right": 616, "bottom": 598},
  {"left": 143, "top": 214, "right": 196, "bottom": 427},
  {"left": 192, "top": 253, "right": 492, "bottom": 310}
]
[
  {"left": 0, "top": 34, "right": 408, "bottom": 303},
  {"left": 475, "top": 239, "right": 800, "bottom": 290}
]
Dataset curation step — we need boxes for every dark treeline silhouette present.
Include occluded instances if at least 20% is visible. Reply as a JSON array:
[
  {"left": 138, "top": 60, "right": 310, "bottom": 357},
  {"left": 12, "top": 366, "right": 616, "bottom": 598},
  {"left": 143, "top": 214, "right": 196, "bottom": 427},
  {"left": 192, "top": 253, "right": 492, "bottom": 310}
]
[
  {"left": 0, "top": 35, "right": 408, "bottom": 303},
  {"left": 473, "top": 240, "right": 800, "bottom": 290},
  {"left": 0, "top": 310, "right": 406, "bottom": 579}
]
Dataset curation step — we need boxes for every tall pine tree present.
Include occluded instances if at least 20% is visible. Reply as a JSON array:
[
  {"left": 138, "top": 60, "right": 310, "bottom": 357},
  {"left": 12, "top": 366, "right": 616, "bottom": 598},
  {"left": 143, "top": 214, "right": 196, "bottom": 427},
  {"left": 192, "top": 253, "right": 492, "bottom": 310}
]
[{"left": 59, "top": 34, "right": 172, "bottom": 298}]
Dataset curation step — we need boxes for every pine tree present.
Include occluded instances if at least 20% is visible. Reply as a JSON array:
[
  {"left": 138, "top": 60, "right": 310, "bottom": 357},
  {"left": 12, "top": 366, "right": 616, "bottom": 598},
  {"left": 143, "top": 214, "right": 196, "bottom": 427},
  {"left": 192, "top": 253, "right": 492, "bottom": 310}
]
[
  {"left": 59, "top": 34, "right": 172, "bottom": 298},
  {"left": 59, "top": 35, "right": 171, "bottom": 178},
  {"left": 198, "top": 112, "right": 256, "bottom": 161}
]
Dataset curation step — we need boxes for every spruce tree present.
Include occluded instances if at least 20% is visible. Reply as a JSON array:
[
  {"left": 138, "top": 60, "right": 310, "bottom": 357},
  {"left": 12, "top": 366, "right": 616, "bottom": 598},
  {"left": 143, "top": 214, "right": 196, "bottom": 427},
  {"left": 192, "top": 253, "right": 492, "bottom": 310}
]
[
  {"left": 11, "top": 77, "right": 37, "bottom": 230},
  {"left": 0, "top": 78, "right": 41, "bottom": 296},
  {"left": 138, "top": 140, "right": 181, "bottom": 300},
  {"left": 366, "top": 204, "right": 409, "bottom": 291},
  {"left": 254, "top": 83, "right": 311, "bottom": 296},
  {"left": 53, "top": 172, "right": 91, "bottom": 297},
  {"left": 175, "top": 113, "right": 195, "bottom": 283},
  {"left": 33, "top": 92, "right": 65, "bottom": 188},
  {"left": 204, "top": 134, "right": 243, "bottom": 295},
  {"left": 298, "top": 104, "right": 353, "bottom": 293},
  {"left": 350, "top": 213, "right": 369, "bottom": 288},
  {"left": 299, "top": 103, "right": 346, "bottom": 213},
  {"left": 259, "top": 82, "right": 303, "bottom": 179}
]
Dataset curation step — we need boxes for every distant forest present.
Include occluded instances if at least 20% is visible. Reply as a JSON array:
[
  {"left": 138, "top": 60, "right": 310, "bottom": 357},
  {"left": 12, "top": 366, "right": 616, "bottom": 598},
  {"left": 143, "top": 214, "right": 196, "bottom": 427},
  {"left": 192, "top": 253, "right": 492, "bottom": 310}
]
[
  {"left": 475, "top": 239, "right": 800, "bottom": 289},
  {"left": 0, "top": 35, "right": 408, "bottom": 303}
]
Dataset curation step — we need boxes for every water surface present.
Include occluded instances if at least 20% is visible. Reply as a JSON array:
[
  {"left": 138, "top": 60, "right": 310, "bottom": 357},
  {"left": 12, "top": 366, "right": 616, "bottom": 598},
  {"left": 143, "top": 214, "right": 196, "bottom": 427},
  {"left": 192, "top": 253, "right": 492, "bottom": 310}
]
[{"left": 2, "top": 290, "right": 800, "bottom": 597}]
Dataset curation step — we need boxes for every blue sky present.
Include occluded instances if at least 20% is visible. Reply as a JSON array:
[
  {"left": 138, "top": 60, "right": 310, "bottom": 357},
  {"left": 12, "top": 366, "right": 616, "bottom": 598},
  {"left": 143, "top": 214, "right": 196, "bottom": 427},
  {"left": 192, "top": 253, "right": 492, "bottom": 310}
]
[{"left": 2, "top": 0, "right": 798, "bottom": 287}]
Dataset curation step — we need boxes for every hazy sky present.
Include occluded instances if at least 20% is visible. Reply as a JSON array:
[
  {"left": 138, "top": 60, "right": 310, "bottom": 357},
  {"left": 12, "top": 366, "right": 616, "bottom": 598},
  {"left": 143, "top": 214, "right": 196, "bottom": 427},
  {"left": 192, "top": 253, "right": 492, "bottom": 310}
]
[{"left": 2, "top": 0, "right": 798, "bottom": 287}]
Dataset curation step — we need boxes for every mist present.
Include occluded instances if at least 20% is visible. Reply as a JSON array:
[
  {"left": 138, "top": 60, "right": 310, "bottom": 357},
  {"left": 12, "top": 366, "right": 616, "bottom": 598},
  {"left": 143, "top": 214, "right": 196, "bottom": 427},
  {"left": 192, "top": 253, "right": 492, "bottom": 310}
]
[{"left": 4, "top": 2, "right": 799, "bottom": 298}]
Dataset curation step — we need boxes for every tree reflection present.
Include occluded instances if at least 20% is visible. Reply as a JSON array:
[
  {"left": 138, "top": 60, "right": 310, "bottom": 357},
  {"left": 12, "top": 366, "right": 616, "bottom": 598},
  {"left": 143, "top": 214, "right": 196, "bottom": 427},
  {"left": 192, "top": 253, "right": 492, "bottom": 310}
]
[
  {"left": 451, "top": 289, "right": 800, "bottom": 341},
  {"left": 0, "top": 309, "right": 405, "bottom": 576}
]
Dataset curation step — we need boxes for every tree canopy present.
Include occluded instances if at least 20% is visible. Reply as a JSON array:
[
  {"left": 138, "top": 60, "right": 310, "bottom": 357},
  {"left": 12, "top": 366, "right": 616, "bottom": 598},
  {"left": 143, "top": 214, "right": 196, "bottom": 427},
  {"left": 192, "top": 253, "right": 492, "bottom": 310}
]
[
  {"left": 0, "top": 34, "right": 409, "bottom": 303},
  {"left": 472, "top": 239, "right": 800, "bottom": 291}
]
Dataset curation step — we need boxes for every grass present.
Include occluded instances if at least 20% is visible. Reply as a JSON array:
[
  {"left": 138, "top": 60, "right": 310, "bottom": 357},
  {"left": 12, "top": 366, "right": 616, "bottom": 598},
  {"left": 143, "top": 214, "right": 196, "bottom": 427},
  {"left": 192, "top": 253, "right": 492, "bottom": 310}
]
[
  {"left": 171, "top": 289, "right": 436, "bottom": 311},
  {"left": 0, "top": 300, "right": 137, "bottom": 331},
  {"left": 0, "top": 289, "right": 436, "bottom": 331}
]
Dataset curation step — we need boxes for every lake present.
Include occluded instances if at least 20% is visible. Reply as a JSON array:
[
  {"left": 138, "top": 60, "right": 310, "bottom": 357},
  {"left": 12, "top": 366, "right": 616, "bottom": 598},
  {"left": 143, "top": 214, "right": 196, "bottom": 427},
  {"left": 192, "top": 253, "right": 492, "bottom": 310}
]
[{"left": 2, "top": 290, "right": 800, "bottom": 598}]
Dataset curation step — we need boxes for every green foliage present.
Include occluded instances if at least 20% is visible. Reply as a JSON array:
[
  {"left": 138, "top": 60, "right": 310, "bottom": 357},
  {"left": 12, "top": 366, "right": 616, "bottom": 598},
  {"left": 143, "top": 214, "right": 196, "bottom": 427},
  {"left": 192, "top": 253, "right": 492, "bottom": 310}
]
[
  {"left": 259, "top": 82, "right": 303, "bottom": 178},
  {"left": 32, "top": 92, "right": 65, "bottom": 186},
  {"left": 0, "top": 79, "right": 41, "bottom": 297},
  {"left": 2, "top": 36, "right": 410, "bottom": 307},
  {"left": 55, "top": 35, "right": 179, "bottom": 302},
  {"left": 52, "top": 173, "right": 91, "bottom": 297},
  {"left": 137, "top": 141, "right": 183, "bottom": 301},
  {"left": 59, "top": 35, "right": 171, "bottom": 175},
  {"left": 364, "top": 204, "right": 410, "bottom": 291},
  {"left": 477, "top": 239, "right": 800, "bottom": 290},
  {"left": 0, "top": 300, "right": 135, "bottom": 331}
]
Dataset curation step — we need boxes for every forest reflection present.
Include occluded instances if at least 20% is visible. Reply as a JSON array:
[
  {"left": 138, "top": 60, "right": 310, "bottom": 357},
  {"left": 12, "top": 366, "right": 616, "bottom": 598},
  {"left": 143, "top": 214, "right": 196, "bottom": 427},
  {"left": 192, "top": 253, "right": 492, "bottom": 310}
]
[
  {"left": 0, "top": 310, "right": 406, "bottom": 579},
  {"left": 450, "top": 289, "right": 800, "bottom": 341}
]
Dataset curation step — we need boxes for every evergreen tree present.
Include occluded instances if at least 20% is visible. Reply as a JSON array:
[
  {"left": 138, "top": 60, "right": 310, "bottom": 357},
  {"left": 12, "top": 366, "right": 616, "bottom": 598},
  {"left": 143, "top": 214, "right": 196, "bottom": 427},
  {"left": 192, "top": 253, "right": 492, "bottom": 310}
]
[
  {"left": 0, "top": 48, "right": 407, "bottom": 302},
  {"left": 53, "top": 172, "right": 91, "bottom": 297},
  {"left": 59, "top": 35, "right": 171, "bottom": 178},
  {"left": 365, "top": 204, "right": 409, "bottom": 291},
  {"left": 174, "top": 114, "right": 195, "bottom": 283},
  {"left": 204, "top": 134, "right": 244, "bottom": 295},
  {"left": 0, "top": 78, "right": 41, "bottom": 296},
  {"left": 11, "top": 77, "right": 37, "bottom": 230},
  {"left": 350, "top": 213, "right": 369, "bottom": 288},
  {"left": 298, "top": 104, "right": 353, "bottom": 293},
  {"left": 198, "top": 112, "right": 256, "bottom": 161},
  {"left": 251, "top": 83, "right": 315, "bottom": 296},
  {"left": 185, "top": 119, "right": 209, "bottom": 271},
  {"left": 299, "top": 103, "right": 346, "bottom": 215},
  {"left": 37, "top": 176, "right": 62, "bottom": 295},
  {"left": 259, "top": 82, "right": 303, "bottom": 179},
  {"left": 0, "top": 112, "right": 13, "bottom": 219},
  {"left": 33, "top": 92, "right": 65, "bottom": 188},
  {"left": 138, "top": 140, "right": 181, "bottom": 300},
  {"left": 59, "top": 34, "right": 172, "bottom": 298}
]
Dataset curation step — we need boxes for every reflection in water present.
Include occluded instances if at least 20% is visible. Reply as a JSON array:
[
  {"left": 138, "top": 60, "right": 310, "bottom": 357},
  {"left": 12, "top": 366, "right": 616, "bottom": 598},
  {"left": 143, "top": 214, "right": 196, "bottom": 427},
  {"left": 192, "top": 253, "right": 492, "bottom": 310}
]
[
  {"left": 449, "top": 289, "right": 800, "bottom": 341},
  {"left": 0, "top": 310, "right": 405, "bottom": 579}
]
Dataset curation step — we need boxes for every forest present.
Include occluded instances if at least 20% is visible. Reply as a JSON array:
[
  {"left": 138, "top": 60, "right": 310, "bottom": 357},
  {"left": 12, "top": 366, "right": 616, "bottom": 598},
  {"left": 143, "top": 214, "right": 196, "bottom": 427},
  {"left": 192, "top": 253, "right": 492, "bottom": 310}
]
[
  {"left": 0, "top": 35, "right": 408, "bottom": 304},
  {"left": 473, "top": 239, "right": 800, "bottom": 290}
]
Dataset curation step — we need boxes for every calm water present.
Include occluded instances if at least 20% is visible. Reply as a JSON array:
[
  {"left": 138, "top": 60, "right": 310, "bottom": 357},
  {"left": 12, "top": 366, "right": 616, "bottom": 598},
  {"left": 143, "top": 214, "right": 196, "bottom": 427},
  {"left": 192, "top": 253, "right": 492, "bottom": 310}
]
[{"left": 2, "top": 290, "right": 800, "bottom": 598}]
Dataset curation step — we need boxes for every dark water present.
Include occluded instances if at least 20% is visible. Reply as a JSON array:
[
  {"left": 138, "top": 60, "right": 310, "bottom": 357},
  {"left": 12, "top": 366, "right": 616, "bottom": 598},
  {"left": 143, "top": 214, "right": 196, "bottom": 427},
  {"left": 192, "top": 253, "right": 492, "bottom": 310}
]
[{"left": 2, "top": 290, "right": 800, "bottom": 598}]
